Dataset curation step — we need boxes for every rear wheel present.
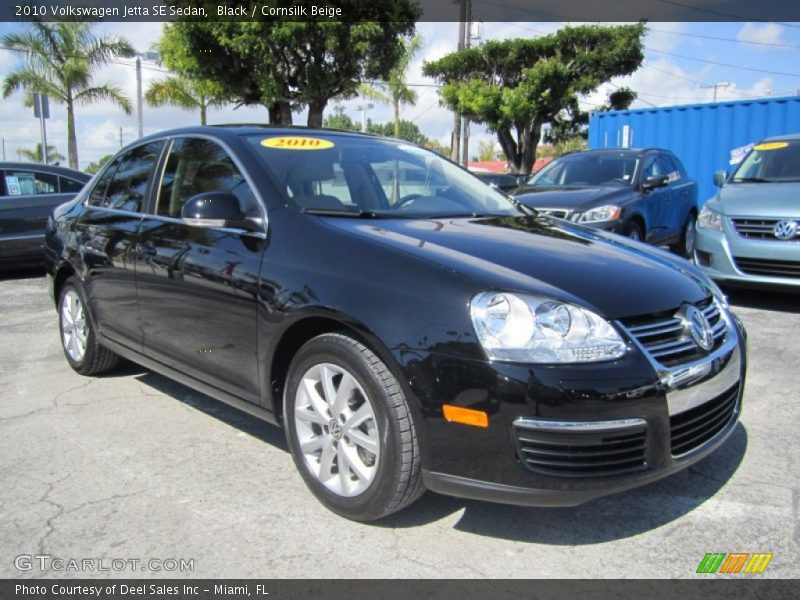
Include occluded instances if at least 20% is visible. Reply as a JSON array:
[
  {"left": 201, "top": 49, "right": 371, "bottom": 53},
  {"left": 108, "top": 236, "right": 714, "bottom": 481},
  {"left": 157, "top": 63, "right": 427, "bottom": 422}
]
[
  {"left": 58, "top": 277, "right": 119, "bottom": 376},
  {"left": 283, "top": 333, "right": 424, "bottom": 521}
]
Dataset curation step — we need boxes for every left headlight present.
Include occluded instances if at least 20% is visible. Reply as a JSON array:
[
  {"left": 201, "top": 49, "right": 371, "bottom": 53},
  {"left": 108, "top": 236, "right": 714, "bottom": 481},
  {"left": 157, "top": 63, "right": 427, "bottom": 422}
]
[
  {"left": 470, "top": 291, "right": 628, "bottom": 363},
  {"left": 697, "top": 205, "right": 723, "bottom": 231},
  {"left": 573, "top": 205, "right": 622, "bottom": 223}
]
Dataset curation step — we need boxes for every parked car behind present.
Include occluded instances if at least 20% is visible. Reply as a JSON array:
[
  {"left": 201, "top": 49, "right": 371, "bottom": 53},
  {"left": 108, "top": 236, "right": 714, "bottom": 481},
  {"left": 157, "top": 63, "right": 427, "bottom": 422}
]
[
  {"left": 471, "top": 171, "right": 522, "bottom": 193},
  {"left": 46, "top": 126, "right": 745, "bottom": 521},
  {"left": 513, "top": 148, "right": 698, "bottom": 256},
  {"left": 695, "top": 134, "right": 800, "bottom": 290},
  {"left": 0, "top": 162, "right": 89, "bottom": 268}
]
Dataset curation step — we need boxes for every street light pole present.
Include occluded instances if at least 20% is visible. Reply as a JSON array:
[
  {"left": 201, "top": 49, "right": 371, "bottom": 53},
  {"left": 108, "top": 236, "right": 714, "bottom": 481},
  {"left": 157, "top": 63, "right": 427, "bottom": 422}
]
[
  {"left": 356, "top": 103, "right": 374, "bottom": 132},
  {"left": 701, "top": 82, "right": 731, "bottom": 103}
]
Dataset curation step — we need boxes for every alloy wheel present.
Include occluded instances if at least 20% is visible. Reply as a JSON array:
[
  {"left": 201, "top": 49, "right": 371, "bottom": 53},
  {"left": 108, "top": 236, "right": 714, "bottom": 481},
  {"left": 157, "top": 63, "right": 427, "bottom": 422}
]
[
  {"left": 61, "top": 289, "right": 87, "bottom": 363},
  {"left": 293, "top": 362, "right": 380, "bottom": 497}
]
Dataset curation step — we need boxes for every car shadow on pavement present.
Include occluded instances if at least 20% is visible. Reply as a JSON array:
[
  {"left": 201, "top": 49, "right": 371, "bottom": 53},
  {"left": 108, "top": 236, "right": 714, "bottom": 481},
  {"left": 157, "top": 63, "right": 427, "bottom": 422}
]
[
  {"left": 0, "top": 266, "right": 45, "bottom": 281},
  {"left": 132, "top": 367, "right": 746, "bottom": 542},
  {"left": 725, "top": 287, "right": 800, "bottom": 314},
  {"left": 134, "top": 371, "right": 288, "bottom": 450},
  {"left": 379, "top": 424, "right": 748, "bottom": 543}
]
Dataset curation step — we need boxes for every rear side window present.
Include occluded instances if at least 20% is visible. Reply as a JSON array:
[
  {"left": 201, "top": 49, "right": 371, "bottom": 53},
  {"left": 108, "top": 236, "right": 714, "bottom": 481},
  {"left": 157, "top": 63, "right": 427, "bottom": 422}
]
[
  {"left": 59, "top": 177, "right": 85, "bottom": 194},
  {"left": 3, "top": 170, "right": 58, "bottom": 196},
  {"left": 156, "top": 137, "right": 258, "bottom": 218},
  {"left": 87, "top": 143, "right": 161, "bottom": 211}
]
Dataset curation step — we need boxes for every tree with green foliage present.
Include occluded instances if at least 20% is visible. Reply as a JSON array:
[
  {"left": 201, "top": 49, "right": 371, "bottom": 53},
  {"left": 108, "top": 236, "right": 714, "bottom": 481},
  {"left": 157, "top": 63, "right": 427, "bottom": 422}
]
[
  {"left": 2, "top": 21, "right": 135, "bottom": 170},
  {"left": 366, "top": 120, "right": 428, "bottom": 146},
  {"left": 423, "top": 24, "right": 645, "bottom": 174},
  {"left": 84, "top": 154, "right": 113, "bottom": 175},
  {"left": 359, "top": 34, "right": 423, "bottom": 138},
  {"left": 145, "top": 76, "right": 226, "bottom": 125},
  {"left": 323, "top": 109, "right": 360, "bottom": 132},
  {"left": 159, "top": 2, "right": 420, "bottom": 126},
  {"left": 19, "top": 143, "right": 64, "bottom": 164},
  {"left": 476, "top": 139, "right": 498, "bottom": 162}
]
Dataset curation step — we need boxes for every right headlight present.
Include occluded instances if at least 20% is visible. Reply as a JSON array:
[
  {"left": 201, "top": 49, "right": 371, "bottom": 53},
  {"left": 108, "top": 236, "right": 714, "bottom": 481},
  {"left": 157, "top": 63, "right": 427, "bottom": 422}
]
[
  {"left": 470, "top": 291, "right": 628, "bottom": 363},
  {"left": 697, "top": 205, "right": 723, "bottom": 231}
]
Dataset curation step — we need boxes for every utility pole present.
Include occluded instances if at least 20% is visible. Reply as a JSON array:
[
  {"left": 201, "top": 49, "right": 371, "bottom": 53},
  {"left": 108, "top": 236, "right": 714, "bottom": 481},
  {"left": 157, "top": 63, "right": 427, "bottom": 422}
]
[
  {"left": 460, "top": 0, "right": 472, "bottom": 167},
  {"left": 1, "top": 137, "right": 5, "bottom": 161},
  {"left": 451, "top": 0, "right": 467, "bottom": 163},
  {"left": 701, "top": 82, "right": 731, "bottom": 103},
  {"left": 356, "top": 103, "right": 374, "bottom": 132},
  {"left": 33, "top": 93, "right": 50, "bottom": 165},
  {"left": 136, "top": 56, "right": 143, "bottom": 138},
  {"left": 119, "top": 127, "right": 123, "bottom": 147}
]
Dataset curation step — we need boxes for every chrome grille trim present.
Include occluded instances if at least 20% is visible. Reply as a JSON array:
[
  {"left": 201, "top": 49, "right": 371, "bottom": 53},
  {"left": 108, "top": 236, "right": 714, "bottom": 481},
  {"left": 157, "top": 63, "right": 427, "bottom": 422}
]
[
  {"left": 619, "top": 299, "right": 728, "bottom": 367},
  {"left": 731, "top": 217, "right": 800, "bottom": 241}
]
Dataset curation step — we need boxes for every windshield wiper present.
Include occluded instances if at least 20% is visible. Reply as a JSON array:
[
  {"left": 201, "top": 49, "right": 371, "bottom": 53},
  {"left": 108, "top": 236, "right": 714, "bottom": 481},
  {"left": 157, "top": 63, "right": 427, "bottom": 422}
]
[
  {"left": 732, "top": 177, "right": 770, "bottom": 183},
  {"left": 302, "top": 208, "right": 383, "bottom": 218}
]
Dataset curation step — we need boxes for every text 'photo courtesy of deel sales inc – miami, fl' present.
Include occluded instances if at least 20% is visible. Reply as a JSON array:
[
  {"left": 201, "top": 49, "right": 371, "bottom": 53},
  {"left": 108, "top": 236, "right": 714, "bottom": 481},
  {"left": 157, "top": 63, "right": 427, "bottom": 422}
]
[
  {"left": 13, "top": 3, "right": 345, "bottom": 19},
  {"left": 15, "top": 583, "right": 269, "bottom": 597}
]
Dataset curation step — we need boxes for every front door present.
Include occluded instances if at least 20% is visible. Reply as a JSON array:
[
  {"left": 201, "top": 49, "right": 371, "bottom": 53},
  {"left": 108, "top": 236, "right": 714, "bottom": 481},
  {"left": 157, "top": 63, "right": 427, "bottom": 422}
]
[{"left": 135, "top": 137, "right": 266, "bottom": 403}]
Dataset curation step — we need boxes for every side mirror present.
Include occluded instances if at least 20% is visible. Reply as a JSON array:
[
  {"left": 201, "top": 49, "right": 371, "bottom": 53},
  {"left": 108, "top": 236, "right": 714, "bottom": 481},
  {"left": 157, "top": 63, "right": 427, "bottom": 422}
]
[
  {"left": 713, "top": 170, "right": 728, "bottom": 188},
  {"left": 181, "top": 192, "right": 249, "bottom": 229},
  {"left": 641, "top": 174, "right": 670, "bottom": 191}
]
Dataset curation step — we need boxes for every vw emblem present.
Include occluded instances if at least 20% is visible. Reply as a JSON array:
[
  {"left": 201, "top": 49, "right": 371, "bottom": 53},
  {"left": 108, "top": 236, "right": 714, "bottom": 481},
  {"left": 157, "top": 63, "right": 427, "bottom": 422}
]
[
  {"left": 328, "top": 419, "right": 343, "bottom": 441},
  {"left": 773, "top": 220, "right": 798, "bottom": 240},
  {"left": 684, "top": 306, "right": 714, "bottom": 352}
]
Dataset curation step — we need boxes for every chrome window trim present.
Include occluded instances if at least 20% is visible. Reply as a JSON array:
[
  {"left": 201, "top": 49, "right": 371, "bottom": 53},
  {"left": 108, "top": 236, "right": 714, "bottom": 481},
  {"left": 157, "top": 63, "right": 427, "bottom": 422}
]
[
  {"left": 0, "top": 233, "right": 45, "bottom": 242},
  {"left": 513, "top": 417, "right": 646, "bottom": 433}
]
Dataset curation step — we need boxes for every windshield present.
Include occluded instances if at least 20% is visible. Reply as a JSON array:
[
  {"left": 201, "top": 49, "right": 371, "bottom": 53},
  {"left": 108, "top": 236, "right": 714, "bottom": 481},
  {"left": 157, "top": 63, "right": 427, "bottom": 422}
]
[
  {"left": 246, "top": 133, "right": 522, "bottom": 218},
  {"left": 731, "top": 139, "right": 800, "bottom": 183},
  {"left": 528, "top": 153, "right": 639, "bottom": 187}
]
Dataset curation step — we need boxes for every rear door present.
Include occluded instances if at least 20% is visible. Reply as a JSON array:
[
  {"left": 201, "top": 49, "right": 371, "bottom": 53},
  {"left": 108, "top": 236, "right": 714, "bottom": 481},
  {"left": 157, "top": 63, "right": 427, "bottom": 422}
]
[
  {"left": 0, "top": 168, "right": 75, "bottom": 262},
  {"left": 77, "top": 142, "right": 164, "bottom": 349},
  {"left": 134, "top": 136, "right": 265, "bottom": 403}
]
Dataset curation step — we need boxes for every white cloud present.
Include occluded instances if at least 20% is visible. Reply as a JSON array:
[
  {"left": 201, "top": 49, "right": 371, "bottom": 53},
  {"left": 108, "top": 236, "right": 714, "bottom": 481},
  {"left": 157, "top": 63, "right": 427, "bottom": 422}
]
[{"left": 737, "top": 23, "right": 787, "bottom": 50}]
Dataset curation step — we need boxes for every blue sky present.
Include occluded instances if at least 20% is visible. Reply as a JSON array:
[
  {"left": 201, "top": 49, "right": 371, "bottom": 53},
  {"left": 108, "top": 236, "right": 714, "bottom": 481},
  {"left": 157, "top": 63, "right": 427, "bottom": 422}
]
[{"left": 1, "top": 21, "right": 799, "bottom": 169}]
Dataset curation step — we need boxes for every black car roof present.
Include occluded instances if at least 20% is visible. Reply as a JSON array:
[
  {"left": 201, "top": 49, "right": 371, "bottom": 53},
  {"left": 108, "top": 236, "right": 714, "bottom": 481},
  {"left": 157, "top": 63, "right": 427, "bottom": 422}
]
[
  {"left": 137, "top": 124, "right": 388, "bottom": 144},
  {"left": 0, "top": 161, "right": 90, "bottom": 180},
  {"left": 564, "top": 148, "right": 668, "bottom": 157}
]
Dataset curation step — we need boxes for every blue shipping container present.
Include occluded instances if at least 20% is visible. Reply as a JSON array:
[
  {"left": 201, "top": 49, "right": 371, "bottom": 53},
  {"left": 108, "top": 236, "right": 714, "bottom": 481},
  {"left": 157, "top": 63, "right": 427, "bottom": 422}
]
[{"left": 588, "top": 96, "right": 800, "bottom": 206}]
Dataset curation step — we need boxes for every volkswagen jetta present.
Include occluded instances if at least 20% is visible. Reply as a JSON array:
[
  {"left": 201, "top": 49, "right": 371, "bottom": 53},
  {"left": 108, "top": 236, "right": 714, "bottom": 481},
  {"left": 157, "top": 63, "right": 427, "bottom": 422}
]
[{"left": 45, "top": 126, "right": 746, "bottom": 521}]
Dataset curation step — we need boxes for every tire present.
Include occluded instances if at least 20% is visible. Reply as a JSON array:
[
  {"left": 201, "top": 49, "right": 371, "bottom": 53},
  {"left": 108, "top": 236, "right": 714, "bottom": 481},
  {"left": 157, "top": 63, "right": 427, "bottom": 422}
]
[
  {"left": 671, "top": 214, "right": 697, "bottom": 258},
  {"left": 623, "top": 220, "right": 644, "bottom": 242},
  {"left": 58, "top": 276, "right": 119, "bottom": 376},
  {"left": 283, "top": 332, "right": 424, "bottom": 521}
]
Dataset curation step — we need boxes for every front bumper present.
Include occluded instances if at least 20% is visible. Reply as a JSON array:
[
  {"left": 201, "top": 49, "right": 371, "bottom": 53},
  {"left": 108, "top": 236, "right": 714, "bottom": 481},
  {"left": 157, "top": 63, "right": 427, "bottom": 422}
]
[
  {"left": 405, "top": 308, "right": 746, "bottom": 507},
  {"left": 695, "top": 219, "right": 800, "bottom": 289}
]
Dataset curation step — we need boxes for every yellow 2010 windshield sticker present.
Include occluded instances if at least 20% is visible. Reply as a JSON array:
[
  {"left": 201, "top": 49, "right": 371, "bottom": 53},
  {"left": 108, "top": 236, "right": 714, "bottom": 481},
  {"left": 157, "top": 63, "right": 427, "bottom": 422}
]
[
  {"left": 754, "top": 142, "right": 788, "bottom": 151},
  {"left": 261, "top": 137, "right": 334, "bottom": 150}
]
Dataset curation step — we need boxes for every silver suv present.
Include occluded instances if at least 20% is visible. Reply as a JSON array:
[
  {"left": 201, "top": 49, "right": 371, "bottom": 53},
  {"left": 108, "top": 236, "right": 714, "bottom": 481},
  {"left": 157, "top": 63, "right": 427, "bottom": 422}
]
[{"left": 695, "top": 134, "right": 800, "bottom": 289}]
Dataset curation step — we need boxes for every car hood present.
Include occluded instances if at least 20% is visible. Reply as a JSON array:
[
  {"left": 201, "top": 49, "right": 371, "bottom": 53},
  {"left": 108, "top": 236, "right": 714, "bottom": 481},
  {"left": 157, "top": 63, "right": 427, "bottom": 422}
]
[
  {"left": 715, "top": 182, "right": 800, "bottom": 217},
  {"left": 513, "top": 186, "right": 633, "bottom": 210},
  {"left": 320, "top": 216, "right": 709, "bottom": 319}
]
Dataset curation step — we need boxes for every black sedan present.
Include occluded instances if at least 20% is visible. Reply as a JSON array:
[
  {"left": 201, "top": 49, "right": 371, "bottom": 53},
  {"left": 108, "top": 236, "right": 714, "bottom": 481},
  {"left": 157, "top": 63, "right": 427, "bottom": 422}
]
[
  {"left": 0, "top": 162, "right": 89, "bottom": 268},
  {"left": 45, "top": 127, "right": 745, "bottom": 521},
  {"left": 514, "top": 148, "right": 698, "bottom": 256},
  {"left": 471, "top": 171, "right": 522, "bottom": 193}
]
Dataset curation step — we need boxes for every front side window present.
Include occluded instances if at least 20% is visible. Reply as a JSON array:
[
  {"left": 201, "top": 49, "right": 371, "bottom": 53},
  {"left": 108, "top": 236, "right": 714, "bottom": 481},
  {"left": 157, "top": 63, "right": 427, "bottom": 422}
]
[
  {"left": 246, "top": 134, "right": 520, "bottom": 218},
  {"left": 104, "top": 142, "right": 163, "bottom": 212},
  {"left": 86, "top": 157, "right": 122, "bottom": 207},
  {"left": 732, "top": 139, "right": 800, "bottom": 183},
  {"left": 156, "top": 137, "right": 259, "bottom": 218},
  {"left": 3, "top": 170, "right": 58, "bottom": 197}
]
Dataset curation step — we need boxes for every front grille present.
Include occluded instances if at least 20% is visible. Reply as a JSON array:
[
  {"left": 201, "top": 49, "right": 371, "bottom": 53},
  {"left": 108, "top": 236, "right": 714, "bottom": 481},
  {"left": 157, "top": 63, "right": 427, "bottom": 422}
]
[
  {"left": 731, "top": 217, "right": 800, "bottom": 241},
  {"left": 513, "top": 422, "right": 647, "bottom": 478},
  {"left": 622, "top": 298, "right": 727, "bottom": 367},
  {"left": 538, "top": 208, "right": 570, "bottom": 220},
  {"left": 734, "top": 256, "right": 800, "bottom": 279},
  {"left": 670, "top": 384, "right": 739, "bottom": 456}
]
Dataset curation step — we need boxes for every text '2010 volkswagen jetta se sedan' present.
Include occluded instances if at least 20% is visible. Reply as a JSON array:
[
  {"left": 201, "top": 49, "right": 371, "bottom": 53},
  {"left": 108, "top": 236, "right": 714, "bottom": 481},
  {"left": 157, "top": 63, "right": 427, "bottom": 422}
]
[{"left": 44, "top": 126, "right": 746, "bottom": 521}]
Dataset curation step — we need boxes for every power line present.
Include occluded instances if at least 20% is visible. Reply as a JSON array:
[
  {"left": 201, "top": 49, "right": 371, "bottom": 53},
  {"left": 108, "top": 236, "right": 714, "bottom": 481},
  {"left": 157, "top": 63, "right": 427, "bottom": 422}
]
[
  {"left": 646, "top": 26, "right": 800, "bottom": 50},
  {"left": 656, "top": 0, "right": 800, "bottom": 28},
  {"left": 645, "top": 46, "right": 800, "bottom": 78}
]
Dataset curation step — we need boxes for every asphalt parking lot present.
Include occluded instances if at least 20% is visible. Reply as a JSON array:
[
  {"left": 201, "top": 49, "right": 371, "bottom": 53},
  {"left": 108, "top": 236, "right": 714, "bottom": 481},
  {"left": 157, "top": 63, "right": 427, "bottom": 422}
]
[{"left": 0, "top": 269, "right": 797, "bottom": 579}]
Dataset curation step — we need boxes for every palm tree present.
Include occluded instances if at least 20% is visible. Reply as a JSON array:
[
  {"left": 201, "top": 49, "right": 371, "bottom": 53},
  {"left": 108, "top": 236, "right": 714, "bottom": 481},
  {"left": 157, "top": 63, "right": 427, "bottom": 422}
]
[
  {"left": 359, "top": 35, "right": 423, "bottom": 139},
  {"left": 145, "top": 76, "right": 225, "bottom": 125},
  {"left": 19, "top": 142, "right": 65, "bottom": 164},
  {"left": 2, "top": 21, "right": 135, "bottom": 170}
]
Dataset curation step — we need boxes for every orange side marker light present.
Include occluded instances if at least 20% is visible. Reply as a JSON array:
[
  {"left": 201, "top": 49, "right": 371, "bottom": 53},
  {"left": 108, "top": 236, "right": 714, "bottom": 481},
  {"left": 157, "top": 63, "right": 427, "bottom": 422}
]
[{"left": 443, "top": 405, "right": 489, "bottom": 428}]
